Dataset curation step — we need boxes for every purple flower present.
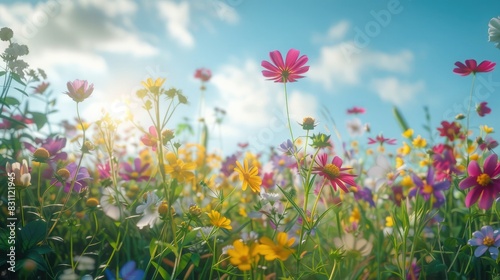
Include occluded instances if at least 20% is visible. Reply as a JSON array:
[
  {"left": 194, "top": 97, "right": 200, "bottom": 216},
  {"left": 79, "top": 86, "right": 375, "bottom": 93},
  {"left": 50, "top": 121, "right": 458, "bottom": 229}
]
[
  {"left": 271, "top": 154, "right": 295, "bottom": 172},
  {"left": 25, "top": 136, "right": 67, "bottom": 162},
  {"left": 278, "top": 139, "right": 296, "bottom": 155},
  {"left": 54, "top": 162, "right": 91, "bottom": 193},
  {"left": 353, "top": 186, "right": 375, "bottom": 207},
  {"left": 480, "top": 136, "right": 499, "bottom": 151},
  {"left": 459, "top": 154, "right": 500, "bottom": 210},
  {"left": 119, "top": 158, "right": 151, "bottom": 182},
  {"left": 468, "top": 226, "right": 500, "bottom": 259},
  {"left": 409, "top": 167, "right": 450, "bottom": 208},
  {"left": 105, "top": 261, "right": 144, "bottom": 280},
  {"left": 220, "top": 154, "right": 238, "bottom": 177}
]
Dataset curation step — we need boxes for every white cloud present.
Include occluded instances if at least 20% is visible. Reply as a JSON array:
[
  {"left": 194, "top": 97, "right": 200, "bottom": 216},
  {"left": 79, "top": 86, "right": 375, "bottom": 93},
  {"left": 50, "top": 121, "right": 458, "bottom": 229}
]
[
  {"left": 157, "top": 1, "right": 194, "bottom": 48},
  {"left": 210, "top": 59, "right": 317, "bottom": 149},
  {"left": 309, "top": 42, "right": 414, "bottom": 90},
  {"left": 370, "top": 77, "right": 425, "bottom": 105},
  {"left": 327, "top": 21, "right": 350, "bottom": 40}
]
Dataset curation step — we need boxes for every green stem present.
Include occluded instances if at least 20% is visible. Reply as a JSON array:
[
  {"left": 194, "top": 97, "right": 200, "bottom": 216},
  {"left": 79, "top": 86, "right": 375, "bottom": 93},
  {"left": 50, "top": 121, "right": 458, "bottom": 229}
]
[
  {"left": 283, "top": 82, "right": 294, "bottom": 142},
  {"left": 465, "top": 74, "right": 476, "bottom": 166}
]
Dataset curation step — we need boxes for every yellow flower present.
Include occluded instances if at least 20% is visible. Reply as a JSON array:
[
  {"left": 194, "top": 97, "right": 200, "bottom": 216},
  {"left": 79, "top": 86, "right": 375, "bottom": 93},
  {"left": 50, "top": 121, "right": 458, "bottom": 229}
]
[
  {"left": 385, "top": 216, "right": 394, "bottom": 227},
  {"left": 481, "top": 125, "right": 494, "bottom": 134},
  {"left": 141, "top": 77, "right": 166, "bottom": 93},
  {"left": 412, "top": 135, "right": 427, "bottom": 148},
  {"left": 401, "top": 175, "right": 414, "bottom": 189},
  {"left": 402, "top": 128, "right": 414, "bottom": 138},
  {"left": 395, "top": 157, "right": 404, "bottom": 169},
  {"left": 164, "top": 152, "right": 196, "bottom": 183},
  {"left": 470, "top": 154, "right": 479, "bottom": 161},
  {"left": 398, "top": 142, "right": 411, "bottom": 156},
  {"left": 227, "top": 240, "right": 260, "bottom": 271},
  {"left": 234, "top": 159, "right": 262, "bottom": 193},
  {"left": 208, "top": 210, "right": 232, "bottom": 230},
  {"left": 258, "top": 232, "right": 296, "bottom": 261},
  {"left": 349, "top": 207, "right": 361, "bottom": 224}
]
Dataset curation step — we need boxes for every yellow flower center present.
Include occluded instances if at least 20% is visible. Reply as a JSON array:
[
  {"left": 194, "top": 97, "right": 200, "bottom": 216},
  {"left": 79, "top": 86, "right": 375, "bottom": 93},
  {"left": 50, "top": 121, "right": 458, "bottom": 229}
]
[
  {"left": 174, "top": 165, "right": 182, "bottom": 173},
  {"left": 423, "top": 183, "right": 433, "bottom": 194},
  {"left": 33, "top": 148, "right": 50, "bottom": 159},
  {"left": 278, "top": 159, "right": 285, "bottom": 166},
  {"left": 131, "top": 171, "right": 139, "bottom": 178},
  {"left": 323, "top": 164, "right": 340, "bottom": 179},
  {"left": 477, "top": 173, "right": 491, "bottom": 186},
  {"left": 483, "top": 236, "right": 495, "bottom": 247}
]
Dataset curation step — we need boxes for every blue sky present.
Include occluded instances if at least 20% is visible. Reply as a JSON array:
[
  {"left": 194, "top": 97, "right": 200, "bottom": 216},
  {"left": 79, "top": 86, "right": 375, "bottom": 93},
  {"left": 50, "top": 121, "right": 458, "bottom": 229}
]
[{"left": 1, "top": 0, "right": 500, "bottom": 155}]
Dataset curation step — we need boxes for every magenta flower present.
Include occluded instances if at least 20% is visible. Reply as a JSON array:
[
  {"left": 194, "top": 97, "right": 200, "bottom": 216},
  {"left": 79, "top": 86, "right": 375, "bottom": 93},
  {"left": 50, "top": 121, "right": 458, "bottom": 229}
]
[
  {"left": 432, "top": 144, "right": 461, "bottom": 181},
  {"left": 453, "top": 59, "right": 496, "bottom": 76},
  {"left": 261, "top": 49, "right": 309, "bottom": 83},
  {"left": 140, "top": 126, "right": 158, "bottom": 151},
  {"left": 65, "top": 79, "right": 94, "bottom": 102},
  {"left": 468, "top": 226, "right": 500, "bottom": 259},
  {"left": 312, "top": 154, "right": 357, "bottom": 192},
  {"left": 476, "top": 102, "right": 492, "bottom": 117},
  {"left": 459, "top": 154, "right": 500, "bottom": 209},
  {"left": 367, "top": 134, "right": 396, "bottom": 145},
  {"left": 194, "top": 68, "right": 212, "bottom": 82},
  {"left": 346, "top": 106, "right": 366, "bottom": 115},
  {"left": 437, "top": 121, "right": 463, "bottom": 142},
  {"left": 0, "top": 114, "right": 34, "bottom": 129},
  {"left": 479, "top": 136, "right": 499, "bottom": 151}
]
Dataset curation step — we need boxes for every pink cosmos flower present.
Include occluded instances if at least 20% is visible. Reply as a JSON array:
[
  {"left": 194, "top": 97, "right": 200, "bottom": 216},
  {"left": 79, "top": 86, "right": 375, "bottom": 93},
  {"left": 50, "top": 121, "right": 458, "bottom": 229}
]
[
  {"left": 140, "top": 126, "right": 159, "bottom": 151},
  {"left": 459, "top": 154, "right": 500, "bottom": 209},
  {"left": 437, "top": 121, "right": 463, "bottom": 142},
  {"left": 65, "top": 79, "right": 94, "bottom": 102},
  {"left": 453, "top": 59, "right": 496, "bottom": 76},
  {"left": 476, "top": 102, "right": 492, "bottom": 117},
  {"left": 346, "top": 106, "right": 366, "bottom": 115},
  {"left": 367, "top": 134, "right": 396, "bottom": 145},
  {"left": 194, "top": 68, "right": 212, "bottom": 82},
  {"left": 312, "top": 154, "right": 357, "bottom": 192},
  {"left": 262, "top": 49, "right": 309, "bottom": 83}
]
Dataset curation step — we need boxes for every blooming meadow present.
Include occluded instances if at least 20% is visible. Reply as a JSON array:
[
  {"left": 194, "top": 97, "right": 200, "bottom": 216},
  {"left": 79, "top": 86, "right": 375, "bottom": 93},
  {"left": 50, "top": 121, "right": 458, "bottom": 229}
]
[{"left": 1, "top": 17, "right": 500, "bottom": 280}]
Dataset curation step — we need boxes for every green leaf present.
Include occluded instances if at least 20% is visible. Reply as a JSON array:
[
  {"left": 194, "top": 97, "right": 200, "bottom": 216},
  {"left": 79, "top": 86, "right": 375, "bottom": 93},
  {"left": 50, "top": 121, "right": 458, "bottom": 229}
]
[
  {"left": 0, "top": 71, "right": 6, "bottom": 77},
  {"left": 3, "top": 96, "right": 20, "bottom": 106},
  {"left": 14, "top": 87, "right": 28, "bottom": 97},
  {"left": 277, "top": 185, "right": 307, "bottom": 226},
  {"left": 191, "top": 253, "right": 201, "bottom": 267},
  {"left": 393, "top": 106, "right": 411, "bottom": 138},
  {"left": 10, "top": 72, "right": 26, "bottom": 86},
  {"left": 151, "top": 261, "right": 170, "bottom": 279},
  {"left": 30, "top": 112, "right": 48, "bottom": 130},
  {"left": 20, "top": 220, "right": 47, "bottom": 251}
]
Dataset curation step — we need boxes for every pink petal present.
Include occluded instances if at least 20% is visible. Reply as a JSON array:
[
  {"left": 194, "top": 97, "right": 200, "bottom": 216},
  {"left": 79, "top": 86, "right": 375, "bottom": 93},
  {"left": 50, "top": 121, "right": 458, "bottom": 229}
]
[
  {"left": 483, "top": 154, "right": 498, "bottom": 175},
  {"left": 465, "top": 186, "right": 482, "bottom": 207},
  {"left": 459, "top": 176, "right": 477, "bottom": 190},
  {"left": 477, "top": 61, "right": 496, "bottom": 72},
  {"left": 478, "top": 188, "right": 494, "bottom": 209},
  {"left": 334, "top": 179, "right": 349, "bottom": 192},
  {"left": 465, "top": 59, "right": 478, "bottom": 70},
  {"left": 293, "top": 55, "right": 309, "bottom": 69},
  {"left": 262, "top": 70, "right": 280, "bottom": 78},
  {"left": 285, "top": 49, "right": 300, "bottom": 69},
  {"left": 467, "top": 160, "right": 482, "bottom": 176},
  {"left": 261, "top": 61, "right": 281, "bottom": 73},
  {"left": 332, "top": 156, "right": 343, "bottom": 167},
  {"left": 293, "top": 66, "right": 310, "bottom": 75},
  {"left": 269, "top": 50, "right": 285, "bottom": 69}
]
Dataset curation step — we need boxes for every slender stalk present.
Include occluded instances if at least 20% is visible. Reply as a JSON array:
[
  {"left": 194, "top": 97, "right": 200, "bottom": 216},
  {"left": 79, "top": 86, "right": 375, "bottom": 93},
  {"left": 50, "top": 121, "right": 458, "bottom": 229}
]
[
  {"left": 465, "top": 74, "right": 476, "bottom": 166},
  {"left": 283, "top": 82, "right": 295, "bottom": 142}
]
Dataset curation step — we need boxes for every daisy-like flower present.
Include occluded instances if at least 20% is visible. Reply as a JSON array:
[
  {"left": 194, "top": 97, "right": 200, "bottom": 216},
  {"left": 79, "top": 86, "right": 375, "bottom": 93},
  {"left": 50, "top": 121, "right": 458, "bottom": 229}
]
[
  {"left": 437, "top": 121, "right": 462, "bottom": 142},
  {"left": 141, "top": 77, "right": 165, "bottom": 94},
  {"left": 333, "top": 232, "right": 373, "bottom": 257},
  {"left": 140, "top": 126, "right": 159, "bottom": 151},
  {"left": 408, "top": 167, "right": 450, "bottom": 208},
  {"left": 346, "top": 106, "right": 366, "bottom": 115},
  {"left": 346, "top": 118, "right": 364, "bottom": 137},
  {"left": 100, "top": 186, "right": 128, "bottom": 220},
  {"left": 489, "top": 17, "right": 500, "bottom": 48},
  {"left": 258, "top": 232, "right": 296, "bottom": 261},
  {"left": 367, "top": 134, "right": 397, "bottom": 145},
  {"left": 453, "top": 59, "right": 496, "bottom": 76},
  {"left": 367, "top": 154, "right": 404, "bottom": 191},
  {"left": 312, "top": 154, "right": 357, "bottom": 192},
  {"left": 234, "top": 159, "right": 262, "bottom": 193},
  {"left": 6, "top": 160, "right": 31, "bottom": 187},
  {"left": 227, "top": 239, "right": 260, "bottom": 271},
  {"left": 194, "top": 68, "right": 212, "bottom": 82},
  {"left": 136, "top": 192, "right": 161, "bottom": 229},
  {"left": 468, "top": 225, "right": 500, "bottom": 259},
  {"left": 208, "top": 210, "right": 232, "bottom": 230},
  {"left": 164, "top": 152, "right": 196, "bottom": 183},
  {"left": 476, "top": 102, "right": 492, "bottom": 117},
  {"left": 261, "top": 49, "right": 309, "bottom": 83},
  {"left": 459, "top": 154, "right": 500, "bottom": 209},
  {"left": 65, "top": 79, "right": 94, "bottom": 102},
  {"left": 119, "top": 158, "right": 151, "bottom": 182}
]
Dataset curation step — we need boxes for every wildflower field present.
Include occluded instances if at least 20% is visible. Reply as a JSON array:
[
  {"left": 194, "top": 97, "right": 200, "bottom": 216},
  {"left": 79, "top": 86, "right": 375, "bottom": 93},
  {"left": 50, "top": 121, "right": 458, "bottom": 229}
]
[{"left": 1, "top": 13, "right": 500, "bottom": 280}]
